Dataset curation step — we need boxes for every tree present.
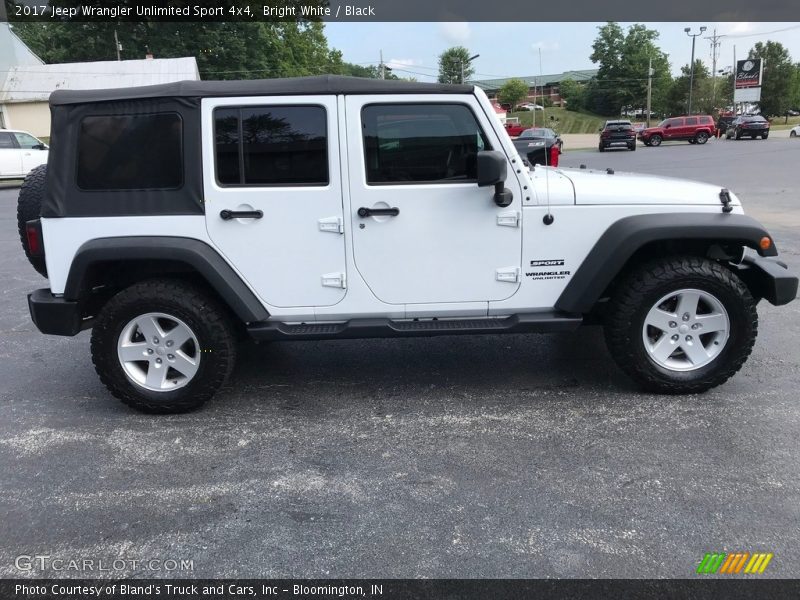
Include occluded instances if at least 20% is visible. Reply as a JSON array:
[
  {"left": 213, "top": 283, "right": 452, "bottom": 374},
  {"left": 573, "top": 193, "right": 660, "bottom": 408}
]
[
  {"left": 12, "top": 21, "right": 345, "bottom": 80},
  {"left": 666, "top": 60, "right": 712, "bottom": 115},
  {"left": 437, "top": 46, "right": 476, "bottom": 84},
  {"left": 588, "top": 22, "right": 672, "bottom": 116},
  {"left": 497, "top": 78, "right": 530, "bottom": 110},
  {"left": 558, "top": 77, "right": 584, "bottom": 111},
  {"left": 748, "top": 41, "right": 795, "bottom": 116}
]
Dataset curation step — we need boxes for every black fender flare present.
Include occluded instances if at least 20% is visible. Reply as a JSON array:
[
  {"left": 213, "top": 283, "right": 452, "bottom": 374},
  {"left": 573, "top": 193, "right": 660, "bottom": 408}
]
[
  {"left": 555, "top": 213, "right": 778, "bottom": 314},
  {"left": 65, "top": 236, "right": 269, "bottom": 323}
]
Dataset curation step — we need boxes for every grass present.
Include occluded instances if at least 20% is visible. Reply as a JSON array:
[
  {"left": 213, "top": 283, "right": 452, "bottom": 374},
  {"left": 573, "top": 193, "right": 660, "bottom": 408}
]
[
  {"left": 507, "top": 107, "right": 626, "bottom": 134},
  {"left": 766, "top": 115, "right": 800, "bottom": 130}
]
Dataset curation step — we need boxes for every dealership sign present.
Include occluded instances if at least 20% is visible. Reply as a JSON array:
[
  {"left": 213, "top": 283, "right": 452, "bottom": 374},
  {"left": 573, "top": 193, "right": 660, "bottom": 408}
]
[{"left": 734, "top": 58, "right": 763, "bottom": 102}]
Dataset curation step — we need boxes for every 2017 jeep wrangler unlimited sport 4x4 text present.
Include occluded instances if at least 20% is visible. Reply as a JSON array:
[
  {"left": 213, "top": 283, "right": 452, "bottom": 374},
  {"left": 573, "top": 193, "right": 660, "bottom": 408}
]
[{"left": 19, "top": 76, "right": 797, "bottom": 413}]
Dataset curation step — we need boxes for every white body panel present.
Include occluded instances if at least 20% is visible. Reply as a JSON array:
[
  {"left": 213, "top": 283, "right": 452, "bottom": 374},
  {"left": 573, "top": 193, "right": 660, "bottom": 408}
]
[
  {"left": 39, "top": 88, "right": 749, "bottom": 324},
  {"left": 0, "top": 147, "right": 22, "bottom": 176},
  {"left": 0, "top": 129, "right": 48, "bottom": 178}
]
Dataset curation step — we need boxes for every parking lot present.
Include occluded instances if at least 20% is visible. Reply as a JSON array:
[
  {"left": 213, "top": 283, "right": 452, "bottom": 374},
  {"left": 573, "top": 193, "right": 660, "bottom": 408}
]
[{"left": 0, "top": 137, "right": 798, "bottom": 578}]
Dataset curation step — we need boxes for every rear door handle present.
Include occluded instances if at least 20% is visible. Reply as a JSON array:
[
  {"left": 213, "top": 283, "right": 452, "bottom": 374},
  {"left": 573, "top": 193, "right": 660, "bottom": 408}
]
[
  {"left": 220, "top": 209, "right": 263, "bottom": 220},
  {"left": 357, "top": 207, "right": 399, "bottom": 218}
]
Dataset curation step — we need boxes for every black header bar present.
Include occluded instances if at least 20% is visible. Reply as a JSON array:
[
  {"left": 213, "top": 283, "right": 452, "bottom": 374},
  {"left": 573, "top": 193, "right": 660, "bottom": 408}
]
[{"left": 3, "top": 0, "right": 800, "bottom": 22}]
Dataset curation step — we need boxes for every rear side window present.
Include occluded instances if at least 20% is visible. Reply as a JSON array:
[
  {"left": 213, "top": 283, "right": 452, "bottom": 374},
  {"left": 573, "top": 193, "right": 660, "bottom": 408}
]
[
  {"left": 362, "top": 104, "right": 491, "bottom": 185},
  {"left": 0, "top": 132, "right": 16, "bottom": 148},
  {"left": 664, "top": 118, "right": 682, "bottom": 127},
  {"left": 700, "top": 116, "right": 713, "bottom": 124},
  {"left": 77, "top": 113, "right": 183, "bottom": 190},
  {"left": 213, "top": 105, "right": 328, "bottom": 186},
  {"left": 686, "top": 117, "right": 698, "bottom": 126}
]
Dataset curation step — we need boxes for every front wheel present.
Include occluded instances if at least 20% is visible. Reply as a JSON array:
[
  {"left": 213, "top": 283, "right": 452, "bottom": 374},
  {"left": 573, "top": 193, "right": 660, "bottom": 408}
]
[
  {"left": 695, "top": 131, "right": 709, "bottom": 144},
  {"left": 791, "top": 130, "right": 797, "bottom": 138},
  {"left": 604, "top": 256, "right": 757, "bottom": 394},
  {"left": 649, "top": 134, "right": 662, "bottom": 147},
  {"left": 91, "top": 279, "right": 238, "bottom": 413}
]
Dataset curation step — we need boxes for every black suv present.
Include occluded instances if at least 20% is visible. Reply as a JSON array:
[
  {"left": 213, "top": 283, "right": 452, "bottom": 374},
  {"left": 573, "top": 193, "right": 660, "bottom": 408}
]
[
  {"left": 726, "top": 115, "right": 770, "bottom": 140},
  {"left": 599, "top": 120, "right": 636, "bottom": 152}
]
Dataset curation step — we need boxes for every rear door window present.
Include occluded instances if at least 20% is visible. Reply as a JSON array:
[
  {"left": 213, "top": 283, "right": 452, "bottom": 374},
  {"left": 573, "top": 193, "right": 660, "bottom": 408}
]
[
  {"left": 685, "top": 117, "right": 698, "bottom": 126},
  {"left": 213, "top": 105, "right": 328, "bottom": 186},
  {"left": 0, "top": 132, "right": 17, "bottom": 148}
]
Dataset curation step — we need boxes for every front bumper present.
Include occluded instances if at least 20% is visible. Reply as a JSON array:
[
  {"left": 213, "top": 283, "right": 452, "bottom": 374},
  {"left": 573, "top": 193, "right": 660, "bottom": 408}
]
[
  {"left": 735, "top": 255, "right": 798, "bottom": 306},
  {"left": 28, "top": 288, "right": 88, "bottom": 336}
]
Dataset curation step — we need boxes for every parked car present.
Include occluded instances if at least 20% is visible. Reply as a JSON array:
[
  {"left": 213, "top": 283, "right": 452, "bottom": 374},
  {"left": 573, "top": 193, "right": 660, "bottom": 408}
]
[
  {"left": 517, "top": 102, "right": 544, "bottom": 111},
  {"left": 18, "top": 76, "right": 797, "bottom": 413},
  {"left": 790, "top": 124, "right": 800, "bottom": 138},
  {"left": 786, "top": 109, "right": 799, "bottom": 117},
  {"left": 503, "top": 117, "right": 527, "bottom": 137},
  {"left": 725, "top": 115, "right": 770, "bottom": 140},
  {"left": 512, "top": 127, "right": 562, "bottom": 164},
  {"left": 599, "top": 120, "right": 636, "bottom": 152},
  {"left": 0, "top": 129, "right": 49, "bottom": 179},
  {"left": 639, "top": 115, "right": 716, "bottom": 146}
]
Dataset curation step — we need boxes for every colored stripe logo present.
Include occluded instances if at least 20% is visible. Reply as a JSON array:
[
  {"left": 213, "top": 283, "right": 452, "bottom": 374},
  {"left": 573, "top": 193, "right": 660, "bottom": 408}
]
[{"left": 696, "top": 552, "right": 773, "bottom": 574}]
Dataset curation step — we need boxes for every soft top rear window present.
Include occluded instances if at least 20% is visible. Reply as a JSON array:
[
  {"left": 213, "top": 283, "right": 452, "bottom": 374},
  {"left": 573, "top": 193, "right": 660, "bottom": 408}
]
[{"left": 77, "top": 113, "right": 183, "bottom": 191}]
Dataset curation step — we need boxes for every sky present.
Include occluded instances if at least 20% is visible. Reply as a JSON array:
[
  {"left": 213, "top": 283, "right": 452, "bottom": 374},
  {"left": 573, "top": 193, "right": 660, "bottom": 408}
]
[{"left": 324, "top": 22, "right": 800, "bottom": 81}]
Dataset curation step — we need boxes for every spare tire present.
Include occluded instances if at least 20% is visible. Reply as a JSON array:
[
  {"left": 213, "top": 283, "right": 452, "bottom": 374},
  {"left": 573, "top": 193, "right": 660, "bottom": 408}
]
[{"left": 17, "top": 164, "right": 48, "bottom": 278}]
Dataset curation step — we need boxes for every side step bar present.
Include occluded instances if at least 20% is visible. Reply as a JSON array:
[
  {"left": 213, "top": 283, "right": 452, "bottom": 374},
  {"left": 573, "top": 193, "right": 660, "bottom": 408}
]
[{"left": 247, "top": 312, "right": 583, "bottom": 342}]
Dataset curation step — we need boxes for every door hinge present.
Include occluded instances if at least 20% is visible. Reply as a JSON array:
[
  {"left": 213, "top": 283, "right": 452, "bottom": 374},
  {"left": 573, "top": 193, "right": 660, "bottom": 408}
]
[
  {"left": 321, "top": 272, "right": 346, "bottom": 289},
  {"left": 496, "top": 210, "right": 520, "bottom": 227},
  {"left": 495, "top": 266, "right": 520, "bottom": 283},
  {"left": 318, "top": 216, "right": 344, "bottom": 234}
]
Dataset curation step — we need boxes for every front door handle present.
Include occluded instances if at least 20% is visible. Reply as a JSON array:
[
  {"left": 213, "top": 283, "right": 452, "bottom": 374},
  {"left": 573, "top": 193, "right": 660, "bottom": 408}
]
[
  {"left": 220, "top": 209, "right": 263, "bottom": 220},
  {"left": 357, "top": 207, "right": 400, "bottom": 218}
]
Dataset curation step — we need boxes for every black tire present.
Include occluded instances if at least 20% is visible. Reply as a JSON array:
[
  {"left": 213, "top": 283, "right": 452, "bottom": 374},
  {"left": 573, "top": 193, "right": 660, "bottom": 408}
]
[
  {"left": 791, "top": 130, "right": 797, "bottom": 138},
  {"left": 735, "top": 131, "right": 742, "bottom": 140},
  {"left": 688, "top": 139, "right": 696, "bottom": 144},
  {"left": 628, "top": 142, "right": 636, "bottom": 151},
  {"left": 16, "top": 164, "right": 48, "bottom": 277},
  {"left": 598, "top": 144, "right": 605, "bottom": 152},
  {"left": 91, "top": 279, "right": 238, "bottom": 413},
  {"left": 695, "top": 131, "right": 709, "bottom": 144},
  {"left": 649, "top": 134, "right": 662, "bottom": 147},
  {"left": 604, "top": 256, "right": 757, "bottom": 394},
  {"left": 761, "top": 133, "right": 768, "bottom": 139}
]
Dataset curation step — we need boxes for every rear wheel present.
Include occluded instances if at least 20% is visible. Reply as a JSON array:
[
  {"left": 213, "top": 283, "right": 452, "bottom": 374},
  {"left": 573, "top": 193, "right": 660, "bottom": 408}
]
[
  {"left": 761, "top": 133, "right": 769, "bottom": 139},
  {"left": 791, "top": 130, "right": 797, "bottom": 138},
  {"left": 695, "top": 131, "right": 709, "bottom": 144},
  {"left": 649, "top": 134, "right": 662, "bottom": 147},
  {"left": 598, "top": 144, "right": 605, "bottom": 152},
  {"left": 604, "top": 256, "right": 757, "bottom": 394},
  {"left": 735, "top": 131, "right": 742, "bottom": 140},
  {"left": 628, "top": 142, "right": 636, "bottom": 151},
  {"left": 91, "top": 279, "right": 238, "bottom": 413}
]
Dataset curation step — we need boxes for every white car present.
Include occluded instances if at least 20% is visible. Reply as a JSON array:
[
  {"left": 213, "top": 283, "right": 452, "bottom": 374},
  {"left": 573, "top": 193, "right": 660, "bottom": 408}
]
[
  {"left": 791, "top": 124, "right": 800, "bottom": 138},
  {"left": 517, "top": 102, "right": 544, "bottom": 111},
  {"left": 0, "top": 129, "right": 48, "bottom": 179}
]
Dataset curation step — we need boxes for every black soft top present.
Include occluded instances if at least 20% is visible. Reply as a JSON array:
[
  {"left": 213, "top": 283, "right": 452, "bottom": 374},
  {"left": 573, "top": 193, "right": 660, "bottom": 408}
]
[{"left": 50, "top": 75, "right": 475, "bottom": 106}]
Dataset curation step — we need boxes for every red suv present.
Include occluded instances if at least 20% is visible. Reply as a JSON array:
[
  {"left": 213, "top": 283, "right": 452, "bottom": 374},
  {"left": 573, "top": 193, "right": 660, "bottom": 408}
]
[{"left": 639, "top": 115, "right": 716, "bottom": 147}]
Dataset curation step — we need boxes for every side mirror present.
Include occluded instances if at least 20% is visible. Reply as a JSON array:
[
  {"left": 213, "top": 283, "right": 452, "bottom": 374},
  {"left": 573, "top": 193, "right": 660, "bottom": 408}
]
[
  {"left": 33, "top": 144, "right": 47, "bottom": 150},
  {"left": 476, "top": 150, "right": 507, "bottom": 187},
  {"left": 476, "top": 150, "right": 513, "bottom": 207}
]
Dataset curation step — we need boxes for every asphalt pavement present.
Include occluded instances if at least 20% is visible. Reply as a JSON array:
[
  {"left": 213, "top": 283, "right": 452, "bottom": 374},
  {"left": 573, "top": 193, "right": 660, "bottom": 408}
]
[{"left": 0, "top": 137, "right": 798, "bottom": 578}]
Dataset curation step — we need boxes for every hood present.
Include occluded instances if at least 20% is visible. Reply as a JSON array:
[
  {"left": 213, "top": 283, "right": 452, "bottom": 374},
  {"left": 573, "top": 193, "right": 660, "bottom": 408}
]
[{"left": 560, "top": 167, "right": 741, "bottom": 207}]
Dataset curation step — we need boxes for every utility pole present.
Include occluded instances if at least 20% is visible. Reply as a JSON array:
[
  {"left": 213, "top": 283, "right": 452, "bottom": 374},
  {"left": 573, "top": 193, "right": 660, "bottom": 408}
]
[
  {"left": 705, "top": 28, "right": 724, "bottom": 110},
  {"left": 646, "top": 57, "right": 653, "bottom": 128},
  {"left": 685, "top": 26, "right": 706, "bottom": 115},
  {"left": 732, "top": 45, "right": 737, "bottom": 115},
  {"left": 114, "top": 29, "right": 122, "bottom": 61},
  {"left": 379, "top": 50, "right": 385, "bottom": 80}
]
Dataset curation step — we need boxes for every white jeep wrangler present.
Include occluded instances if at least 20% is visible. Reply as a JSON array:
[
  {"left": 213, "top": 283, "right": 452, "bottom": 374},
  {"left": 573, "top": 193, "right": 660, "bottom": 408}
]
[{"left": 19, "top": 76, "right": 797, "bottom": 413}]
